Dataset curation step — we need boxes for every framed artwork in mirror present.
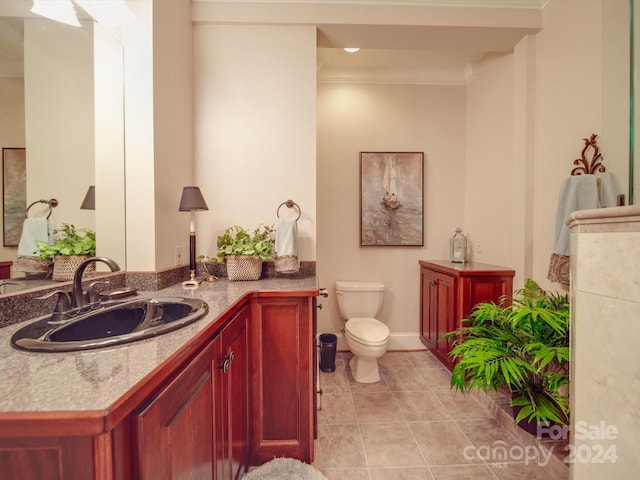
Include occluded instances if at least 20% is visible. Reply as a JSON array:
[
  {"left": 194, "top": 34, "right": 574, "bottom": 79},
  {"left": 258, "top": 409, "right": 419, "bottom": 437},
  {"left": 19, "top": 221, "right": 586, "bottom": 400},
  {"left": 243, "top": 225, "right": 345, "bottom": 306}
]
[
  {"left": 360, "top": 151, "right": 424, "bottom": 246},
  {"left": 2, "top": 148, "right": 26, "bottom": 247}
]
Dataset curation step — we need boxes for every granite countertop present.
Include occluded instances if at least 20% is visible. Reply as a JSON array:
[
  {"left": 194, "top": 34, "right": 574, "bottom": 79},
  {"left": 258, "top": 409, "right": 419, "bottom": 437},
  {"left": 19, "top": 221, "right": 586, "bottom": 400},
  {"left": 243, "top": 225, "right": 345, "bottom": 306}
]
[{"left": 0, "top": 277, "right": 317, "bottom": 415}]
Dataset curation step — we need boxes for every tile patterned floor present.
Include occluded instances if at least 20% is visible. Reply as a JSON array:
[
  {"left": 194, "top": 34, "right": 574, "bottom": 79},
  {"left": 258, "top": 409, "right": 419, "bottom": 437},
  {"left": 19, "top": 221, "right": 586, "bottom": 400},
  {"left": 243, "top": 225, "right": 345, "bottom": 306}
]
[{"left": 312, "top": 350, "right": 570, "bottom": 480}]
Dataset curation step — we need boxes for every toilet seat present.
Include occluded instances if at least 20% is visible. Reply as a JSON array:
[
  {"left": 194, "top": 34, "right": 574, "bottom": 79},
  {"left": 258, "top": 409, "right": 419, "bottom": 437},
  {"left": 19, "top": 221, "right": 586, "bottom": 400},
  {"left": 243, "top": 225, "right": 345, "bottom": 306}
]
[{"left": 345, "top": 317, "right": 390, "bottom": 346}]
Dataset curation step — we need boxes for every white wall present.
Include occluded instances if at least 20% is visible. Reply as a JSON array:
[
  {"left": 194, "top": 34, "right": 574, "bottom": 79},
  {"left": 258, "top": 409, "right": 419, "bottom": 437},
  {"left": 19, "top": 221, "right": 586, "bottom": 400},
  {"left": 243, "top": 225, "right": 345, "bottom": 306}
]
[
  {"left": 153, "top": 0, "right": 194, "bottom": 270},
  {"left": 23, "top": 19, "right": 95, "bottom": 233},
  {"left": 533, "top": 0, "right": 604, "bottom": 291},
  {"left": 465, "top": 52, "right": 515, "bottom": 269},
  {"left": 317, "top": 83, "right": 466, "bottom": 349},
  {"left": 193, "top": 24, "right": 317, "bottom": 261}
]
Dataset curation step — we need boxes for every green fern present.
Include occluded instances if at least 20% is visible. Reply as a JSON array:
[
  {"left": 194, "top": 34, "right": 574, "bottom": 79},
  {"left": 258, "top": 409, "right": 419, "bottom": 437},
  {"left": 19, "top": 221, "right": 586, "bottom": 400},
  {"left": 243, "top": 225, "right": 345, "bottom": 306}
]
[{"left": 442, "top": 279, "right": 570, "bottom": 426}]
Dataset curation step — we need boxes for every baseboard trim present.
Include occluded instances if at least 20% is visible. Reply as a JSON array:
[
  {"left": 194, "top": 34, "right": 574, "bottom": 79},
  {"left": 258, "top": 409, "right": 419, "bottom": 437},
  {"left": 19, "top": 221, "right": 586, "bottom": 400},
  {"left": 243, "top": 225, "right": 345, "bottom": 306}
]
[{"left": 317, "top": 332, "right": 426, "bottom": 352}]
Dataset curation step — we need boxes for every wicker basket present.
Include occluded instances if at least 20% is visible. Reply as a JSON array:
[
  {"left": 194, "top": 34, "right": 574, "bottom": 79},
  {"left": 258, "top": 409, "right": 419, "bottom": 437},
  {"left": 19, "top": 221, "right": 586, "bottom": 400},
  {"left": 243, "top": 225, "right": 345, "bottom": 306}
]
[
  {"left": 52, "top": 255, "right": 95, "bottom": 281},
  {"left": 226, "top": 256, "right": 263, "bottom": 281}
]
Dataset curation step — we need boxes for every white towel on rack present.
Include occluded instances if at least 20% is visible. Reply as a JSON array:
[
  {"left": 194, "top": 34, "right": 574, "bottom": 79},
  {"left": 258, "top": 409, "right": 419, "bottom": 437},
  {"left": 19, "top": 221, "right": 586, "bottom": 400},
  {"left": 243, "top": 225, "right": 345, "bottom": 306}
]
[
  {"left": 274, "top": 217, "right": 299, "bottom": 273},
  {"left": 17, "top": 217, "right": 53, "bottom": 256}
]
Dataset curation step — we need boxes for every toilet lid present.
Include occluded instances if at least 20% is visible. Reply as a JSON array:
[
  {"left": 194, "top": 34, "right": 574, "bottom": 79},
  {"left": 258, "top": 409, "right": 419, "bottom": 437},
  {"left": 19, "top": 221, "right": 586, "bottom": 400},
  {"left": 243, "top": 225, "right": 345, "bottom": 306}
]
[{"left": 345, "top": 317, "right": 390, "bottom": 345}]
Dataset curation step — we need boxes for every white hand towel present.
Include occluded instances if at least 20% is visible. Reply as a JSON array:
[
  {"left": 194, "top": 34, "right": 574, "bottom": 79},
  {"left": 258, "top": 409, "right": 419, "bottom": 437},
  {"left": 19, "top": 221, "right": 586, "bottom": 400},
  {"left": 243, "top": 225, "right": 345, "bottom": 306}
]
[
  {"left": 274, "top": 217, "right": 299, "bottom": 273},
  {"left": 17, "top": 217, "right": 52, "bottom": 257}
]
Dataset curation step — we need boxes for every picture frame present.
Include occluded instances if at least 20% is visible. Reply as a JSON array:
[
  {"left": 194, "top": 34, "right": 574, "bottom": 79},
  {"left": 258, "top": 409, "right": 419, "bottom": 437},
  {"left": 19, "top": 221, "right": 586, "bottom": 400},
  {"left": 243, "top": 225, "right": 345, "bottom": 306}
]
[
  {"left": 360, "top": 151, "right": 424, "bottom": 246},
  {"left": 2, "top": 147, "right": 27, "bottom": 247}
]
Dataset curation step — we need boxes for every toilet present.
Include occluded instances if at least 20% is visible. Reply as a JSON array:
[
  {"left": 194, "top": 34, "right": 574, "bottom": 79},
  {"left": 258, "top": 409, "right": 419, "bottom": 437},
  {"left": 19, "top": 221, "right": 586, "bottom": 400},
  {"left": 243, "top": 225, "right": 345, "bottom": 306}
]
[{"left": 335, "top": 281, "right": 390, "bottom": 383}]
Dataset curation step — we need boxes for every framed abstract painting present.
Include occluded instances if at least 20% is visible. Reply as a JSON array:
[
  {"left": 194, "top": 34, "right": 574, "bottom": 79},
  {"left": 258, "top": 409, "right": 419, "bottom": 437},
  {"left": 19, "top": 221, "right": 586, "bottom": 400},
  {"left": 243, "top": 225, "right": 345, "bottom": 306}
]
[
  {"left": 360, "top": 151, "right": 424, "bottom": 246},
  {"left": 2, "top": 147, "right": 26, "bottom": 247}
]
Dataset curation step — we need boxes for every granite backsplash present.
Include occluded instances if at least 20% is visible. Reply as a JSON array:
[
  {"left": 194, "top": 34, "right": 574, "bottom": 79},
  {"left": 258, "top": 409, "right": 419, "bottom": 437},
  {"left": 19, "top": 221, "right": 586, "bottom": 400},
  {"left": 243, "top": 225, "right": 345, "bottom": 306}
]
[{"left": 0, "top": 261, "right": 315, "bottom": 328}]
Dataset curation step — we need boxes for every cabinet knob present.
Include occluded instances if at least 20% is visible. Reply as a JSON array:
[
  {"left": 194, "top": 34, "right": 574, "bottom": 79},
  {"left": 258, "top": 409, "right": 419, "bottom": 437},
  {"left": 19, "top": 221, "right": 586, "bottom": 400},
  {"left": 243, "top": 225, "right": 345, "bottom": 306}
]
[
  {"left": 224, "top": 351, "right": 235, "bottom": 363},
  {"left": 222, "top": 359, "right": 230, "bottom": 374},
  {"left": 316, "top": 303, "right": 323, "bottom": 310},
  {"left": 429, "top": 280, "right": 437, "bottom": 287}
]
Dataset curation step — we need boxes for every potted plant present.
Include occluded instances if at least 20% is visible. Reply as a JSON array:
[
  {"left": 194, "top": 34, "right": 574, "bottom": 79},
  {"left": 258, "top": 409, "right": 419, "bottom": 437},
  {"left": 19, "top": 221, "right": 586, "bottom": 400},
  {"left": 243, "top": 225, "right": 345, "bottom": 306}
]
[
  {"left": 441, "top": 279, "right": 570, "bottom": 432},
  {"left": 36, "top": 223, "right": 96, "bottom": 281},
  {"left": 215, "top": 224, "right": 274, "bottom": 281}
]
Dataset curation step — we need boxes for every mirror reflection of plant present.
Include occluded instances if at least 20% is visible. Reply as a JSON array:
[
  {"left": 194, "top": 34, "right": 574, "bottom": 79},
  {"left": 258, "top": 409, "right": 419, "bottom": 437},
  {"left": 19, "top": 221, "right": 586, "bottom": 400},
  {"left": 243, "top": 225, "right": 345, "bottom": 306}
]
[
  {"left": 195, "top": 255, "right": 218, "bottom": 282},
  {"left": 442, "top": 279, "right": 570, "bottom": 427},
  {"left": 36, "top": 223, "right": 96, "bottom": 260}
]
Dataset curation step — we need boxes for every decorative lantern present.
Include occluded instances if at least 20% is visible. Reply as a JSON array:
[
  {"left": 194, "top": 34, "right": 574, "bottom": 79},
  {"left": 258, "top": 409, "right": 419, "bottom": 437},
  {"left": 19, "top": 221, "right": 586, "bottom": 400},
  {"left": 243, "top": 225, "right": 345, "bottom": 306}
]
[{"left": 449, "top": 228, "right": 467, "bottom": 263}]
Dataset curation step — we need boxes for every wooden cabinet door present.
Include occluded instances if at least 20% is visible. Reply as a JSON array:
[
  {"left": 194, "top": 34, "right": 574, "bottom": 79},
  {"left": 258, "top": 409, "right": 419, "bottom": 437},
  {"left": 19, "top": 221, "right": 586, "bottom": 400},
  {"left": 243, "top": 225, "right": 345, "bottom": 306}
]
[
  {"left": 249, "top": 296, "right": 314, "bottom": 464},
  {"left": 135, "top": 341, "right": 216, "bottom": 480},
  {"left": 216, "top": 304, "right": 249, "bottom": 480},
  {"left": 433, "top": 271, "right": 456, "bottom": 361},
  {"left": 420, "top": 267, "right": 455, "bottom": 358}
]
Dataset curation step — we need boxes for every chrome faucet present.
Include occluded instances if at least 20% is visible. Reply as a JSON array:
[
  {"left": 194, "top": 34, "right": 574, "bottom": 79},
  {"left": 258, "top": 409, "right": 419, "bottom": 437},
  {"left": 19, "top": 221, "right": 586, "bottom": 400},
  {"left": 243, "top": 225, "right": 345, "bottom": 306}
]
[{"left": 71, "top": 256, "right": 121, "bottom": 310}]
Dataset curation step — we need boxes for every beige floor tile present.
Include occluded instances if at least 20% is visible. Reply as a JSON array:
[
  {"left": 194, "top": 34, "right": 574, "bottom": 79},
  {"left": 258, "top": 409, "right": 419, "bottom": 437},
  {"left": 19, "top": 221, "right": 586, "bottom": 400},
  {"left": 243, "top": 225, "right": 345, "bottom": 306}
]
[
  {"left": 369, "top": 467, "right": 434, "bottom": 480},
  {"left": 321, "top": 468, "right": 371, "bottom": 480},
  {"left": 346, "top": 366, "right": 392, "bottom": 393},
  {"left": 405, "top": 350, "right": 443, "bottom": 369},
  {"left": 435, "top": 390, "right": 495, "bottom": 421},
  {"left": 318, "top": 392, "right": 357, "bottom": 425},
  {"left": 313, "top": 424, "right": 367, "bottom": 470},
  {"left": 490, "top": 461, "right": 569, "bottom": 480},
  {"left": 429, "top": 464, "right": 498, "bottom": 480},
  {"left": 380, "top": 364, "right": 429, "bottom": 391},
  {"left": 394, "top": 390, "right": 451, "bottom": 422},
  {"left": 378, "top": 351, "right": 412, "bottom": 368},
  {"left": 313, "top": 351, "right": 568, "bottom": 480},
  {"left": 456, "top": 418, "right": 523, "bottom": 451},
  {"left": 320, "top": 363, "right": 351, "bottom": 394},
  {"left": 410, "top": 421, "right": 480, "bottom": 466},
  {"left": 414, "top": 365, "right": 454, "bottom": 391},
  {"left": 352, "top": 392, "right": 404, "bottom": 423},
  {"left": 360, "top": 423, "right": 426, "bottom": 468}
]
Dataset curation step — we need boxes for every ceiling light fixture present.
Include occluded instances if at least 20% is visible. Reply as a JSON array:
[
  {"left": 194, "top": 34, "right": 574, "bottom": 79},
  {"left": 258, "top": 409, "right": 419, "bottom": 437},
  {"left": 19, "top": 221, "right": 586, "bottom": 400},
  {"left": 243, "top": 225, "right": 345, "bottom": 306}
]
[{"left": 344, "top": 47, "right": 360, "bottom": 53}]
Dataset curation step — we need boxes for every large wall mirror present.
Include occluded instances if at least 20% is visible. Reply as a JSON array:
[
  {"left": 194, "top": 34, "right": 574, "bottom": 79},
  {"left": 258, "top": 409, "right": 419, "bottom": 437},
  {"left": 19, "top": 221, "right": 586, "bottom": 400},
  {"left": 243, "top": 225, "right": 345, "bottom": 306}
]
[
  {"left": 0, "top": 1, "right": 126, "bottom": 294},
  {"left": 603, "top": 0, "right": 638, "bottom": 205}
]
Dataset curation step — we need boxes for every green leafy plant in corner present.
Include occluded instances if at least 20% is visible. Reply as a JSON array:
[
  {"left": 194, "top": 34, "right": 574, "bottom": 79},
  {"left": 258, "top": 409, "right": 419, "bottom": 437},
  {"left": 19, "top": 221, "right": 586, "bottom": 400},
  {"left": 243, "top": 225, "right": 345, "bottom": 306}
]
[
  {"left": 36, "top": 223, "right": 96, "bottom": 260},
  {"left": 441, "top": 279, "right": 570, "bottom": 427},
  {"left": 215, "top": 224, "right": 275, "bottom": 262}
]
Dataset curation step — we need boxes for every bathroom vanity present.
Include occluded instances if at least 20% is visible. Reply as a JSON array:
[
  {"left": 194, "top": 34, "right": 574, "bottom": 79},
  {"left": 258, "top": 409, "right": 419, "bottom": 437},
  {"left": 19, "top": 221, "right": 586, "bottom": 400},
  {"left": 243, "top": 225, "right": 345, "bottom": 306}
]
[
  {"left": 0, "top": 278, "right": 318, "bottom": 480},
  {"left": 419, "top": 260, "right": 515, "bottom": 371}
]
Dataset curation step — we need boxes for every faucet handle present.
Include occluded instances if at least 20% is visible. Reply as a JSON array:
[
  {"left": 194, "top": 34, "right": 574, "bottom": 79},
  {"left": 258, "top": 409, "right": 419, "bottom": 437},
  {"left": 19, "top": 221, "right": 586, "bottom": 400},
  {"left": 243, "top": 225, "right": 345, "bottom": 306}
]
[
  {"left": 38, "top": 290, "right": 71, "bottom": 324},
  {"left": 87, "top": 281, "right": 111, "bottom": 307}
]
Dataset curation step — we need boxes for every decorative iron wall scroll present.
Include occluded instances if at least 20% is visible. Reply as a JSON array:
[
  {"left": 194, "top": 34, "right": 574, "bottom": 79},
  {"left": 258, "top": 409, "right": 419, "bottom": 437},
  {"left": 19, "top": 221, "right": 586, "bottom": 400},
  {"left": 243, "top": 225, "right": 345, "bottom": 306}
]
[{"left": 360, "top": 152, "right": 424, "bottom": 246}]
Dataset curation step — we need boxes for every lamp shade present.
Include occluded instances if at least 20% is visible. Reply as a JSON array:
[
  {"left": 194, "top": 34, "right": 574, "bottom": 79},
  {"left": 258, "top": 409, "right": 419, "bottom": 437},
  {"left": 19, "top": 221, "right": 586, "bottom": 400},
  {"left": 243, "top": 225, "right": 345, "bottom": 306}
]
[
  {"left": 80, "top": 185, "right": 95, "bottom": 210},
  {"left": 179, "top": 186, "right": 209, "bottom": 211}
]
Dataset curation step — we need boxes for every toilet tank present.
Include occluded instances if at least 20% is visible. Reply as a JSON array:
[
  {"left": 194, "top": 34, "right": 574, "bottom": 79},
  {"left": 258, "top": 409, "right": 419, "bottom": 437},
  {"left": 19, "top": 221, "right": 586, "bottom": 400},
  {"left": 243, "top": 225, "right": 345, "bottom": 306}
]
[{"left": 335, "top": 281, "right": 385, "bottom": 319}]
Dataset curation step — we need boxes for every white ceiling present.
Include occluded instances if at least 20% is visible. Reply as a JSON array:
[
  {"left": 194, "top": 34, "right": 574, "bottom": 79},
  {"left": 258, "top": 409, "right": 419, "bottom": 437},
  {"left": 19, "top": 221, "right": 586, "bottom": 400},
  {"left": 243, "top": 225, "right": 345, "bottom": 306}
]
[{"left": 1, "top": 0, "right": 546, "bottom": 83}]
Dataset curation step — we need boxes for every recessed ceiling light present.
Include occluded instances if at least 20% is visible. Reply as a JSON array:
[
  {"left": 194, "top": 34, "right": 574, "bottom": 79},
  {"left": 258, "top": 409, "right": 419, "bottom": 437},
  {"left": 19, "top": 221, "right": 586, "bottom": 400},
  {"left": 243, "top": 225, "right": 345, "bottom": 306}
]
[{"left": 344, "top": 47, "right": 360, "bottom": 53}]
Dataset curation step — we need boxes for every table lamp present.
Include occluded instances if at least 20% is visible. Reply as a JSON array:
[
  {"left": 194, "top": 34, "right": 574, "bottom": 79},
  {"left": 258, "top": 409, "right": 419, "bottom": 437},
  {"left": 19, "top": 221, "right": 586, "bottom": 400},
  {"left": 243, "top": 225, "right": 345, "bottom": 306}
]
[{"left": 179, "top": 186, "right": 208, "bottom": 288}]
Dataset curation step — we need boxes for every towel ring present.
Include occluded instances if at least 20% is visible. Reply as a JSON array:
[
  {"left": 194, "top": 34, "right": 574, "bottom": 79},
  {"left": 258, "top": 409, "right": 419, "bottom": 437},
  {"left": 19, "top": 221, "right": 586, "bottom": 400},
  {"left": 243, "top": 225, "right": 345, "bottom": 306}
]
[
  {"left": 276, "top": 199, "right": 301, "bottom": 221},
  {"left": 26, "top": 198, "right": 58, "bottom": 219}
]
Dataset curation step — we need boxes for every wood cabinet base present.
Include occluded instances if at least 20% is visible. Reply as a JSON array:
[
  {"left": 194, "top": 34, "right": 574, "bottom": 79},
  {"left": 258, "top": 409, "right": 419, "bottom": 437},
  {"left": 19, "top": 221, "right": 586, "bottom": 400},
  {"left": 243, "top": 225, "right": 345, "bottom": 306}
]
[{"left": 419, "top": 260, "right": 515, "bottom": 371}]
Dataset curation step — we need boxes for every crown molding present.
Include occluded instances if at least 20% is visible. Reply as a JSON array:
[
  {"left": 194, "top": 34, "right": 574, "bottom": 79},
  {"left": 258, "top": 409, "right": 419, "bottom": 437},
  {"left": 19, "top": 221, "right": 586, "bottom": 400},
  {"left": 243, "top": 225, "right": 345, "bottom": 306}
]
[{"left": 317, "top": 64, "right": 476, "bottom": 85}]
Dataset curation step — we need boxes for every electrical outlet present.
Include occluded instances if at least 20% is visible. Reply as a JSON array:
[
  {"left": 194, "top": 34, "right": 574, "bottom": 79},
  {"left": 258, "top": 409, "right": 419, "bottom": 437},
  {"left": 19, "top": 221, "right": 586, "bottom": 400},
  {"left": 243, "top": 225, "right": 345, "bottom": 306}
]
[{"left": 175, "top": 246, "right": 182, "bottom": 265}]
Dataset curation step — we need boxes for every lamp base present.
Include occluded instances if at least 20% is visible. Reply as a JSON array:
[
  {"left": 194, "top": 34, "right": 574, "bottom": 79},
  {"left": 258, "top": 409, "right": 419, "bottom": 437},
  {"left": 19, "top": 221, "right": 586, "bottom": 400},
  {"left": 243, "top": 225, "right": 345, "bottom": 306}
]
[{"left": 182, "top": 270, "right": 199, "bottom": 289}]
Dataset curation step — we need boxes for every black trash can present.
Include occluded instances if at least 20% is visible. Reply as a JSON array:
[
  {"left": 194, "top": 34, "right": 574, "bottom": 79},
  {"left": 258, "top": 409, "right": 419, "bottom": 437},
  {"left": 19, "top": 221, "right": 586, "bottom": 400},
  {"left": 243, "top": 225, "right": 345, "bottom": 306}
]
[{"left": 319, "top": 333, "right": 338, "bottom": 373}]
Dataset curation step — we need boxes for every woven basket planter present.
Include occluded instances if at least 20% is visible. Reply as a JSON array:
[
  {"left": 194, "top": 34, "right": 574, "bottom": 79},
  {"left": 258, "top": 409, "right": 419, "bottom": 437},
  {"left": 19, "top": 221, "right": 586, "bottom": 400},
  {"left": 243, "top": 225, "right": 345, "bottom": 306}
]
[
  {"left": 226, "top": 255, "right": 263, "bottom": 281},
  {"left": 52, "top": 255, "right": 95, "bottom": 281}
]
